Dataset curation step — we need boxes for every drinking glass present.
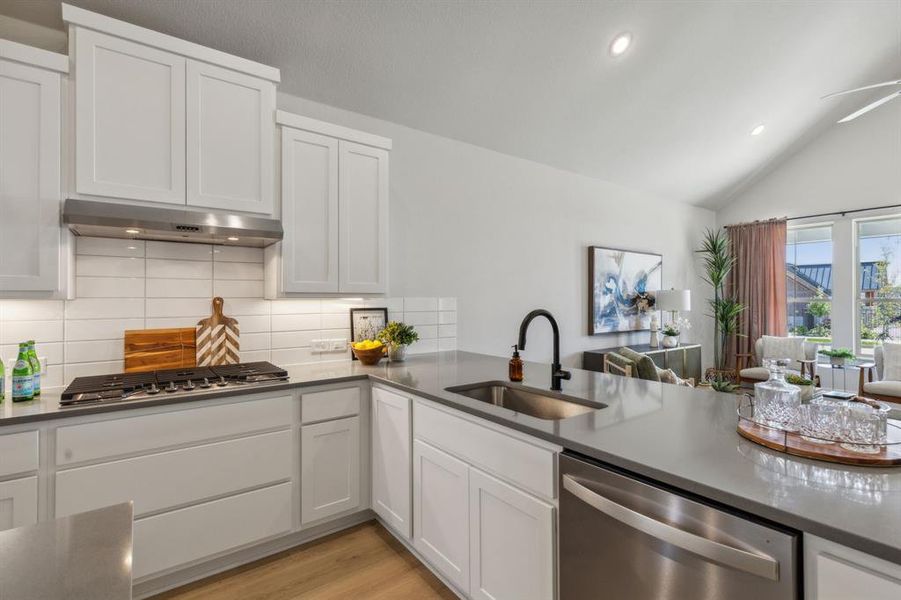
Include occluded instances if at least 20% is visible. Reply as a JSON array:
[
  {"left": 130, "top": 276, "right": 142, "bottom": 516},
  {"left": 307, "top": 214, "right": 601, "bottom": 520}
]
[
  {"left": 799, "top": 400, "right": 839, "bottom": 444},
  {"left": 840, "top": 404, "right": 888, "bottom": 454}
]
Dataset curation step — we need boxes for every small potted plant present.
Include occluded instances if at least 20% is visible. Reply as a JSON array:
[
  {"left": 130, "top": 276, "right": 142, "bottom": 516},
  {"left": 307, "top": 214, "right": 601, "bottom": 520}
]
[
  {"left": 660, "top": 317, "right": 690, "bottom": 348},
  {"left": 377, "top": 321, "right": 419, "bottom": 362},
  {"left": 785, "top": 373, "right": 816, "bottom": 401},
  {"left": 818, "top": 348, "right": 855, "bottom": 367}
]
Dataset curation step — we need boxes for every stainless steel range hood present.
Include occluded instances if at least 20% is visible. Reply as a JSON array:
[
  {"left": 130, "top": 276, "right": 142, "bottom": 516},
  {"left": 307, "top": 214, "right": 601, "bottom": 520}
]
[{"left": 63, "top": 199, "right": 283, "bottom": 247}]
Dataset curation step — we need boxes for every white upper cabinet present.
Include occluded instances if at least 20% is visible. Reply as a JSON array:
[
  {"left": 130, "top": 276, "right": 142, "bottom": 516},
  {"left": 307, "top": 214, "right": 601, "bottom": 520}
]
[
  {"left": 280, "top": 128, "right": 339, "bottom": 293},
  {"left": 73, "top": 28, "right": 185, "bottom": 204},
  {"left": 339, "top": 141, "right": 389, "bottom": 294},
  {"left": 186, "top": 61, "right": 274, "bottom": 214},
  {"left": 0, "top": 42, "right": 66, "bottom": 294},
  {"left": 64, "top": 3, "right": 279, "bottom": 214},
  {"left": 270, "top": 111, "right": 391, "bottom": 296}
]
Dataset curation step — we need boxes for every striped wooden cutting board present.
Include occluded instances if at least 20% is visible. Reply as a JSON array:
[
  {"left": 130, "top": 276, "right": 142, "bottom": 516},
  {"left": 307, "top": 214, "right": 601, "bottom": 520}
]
[{"left": 196, "top": 297, "right": 240, "bottom": 366}]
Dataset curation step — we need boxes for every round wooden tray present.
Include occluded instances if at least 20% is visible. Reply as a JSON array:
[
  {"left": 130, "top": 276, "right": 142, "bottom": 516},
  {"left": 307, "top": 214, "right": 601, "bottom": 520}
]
[{"left": 737, "top": 419, "right": 901, "bottom": 467}]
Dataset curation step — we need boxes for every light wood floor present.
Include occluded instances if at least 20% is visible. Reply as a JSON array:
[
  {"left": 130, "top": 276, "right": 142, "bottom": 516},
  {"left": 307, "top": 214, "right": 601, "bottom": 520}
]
[{"left": 152, "top": 521, "right": 457, "bottom": 600}]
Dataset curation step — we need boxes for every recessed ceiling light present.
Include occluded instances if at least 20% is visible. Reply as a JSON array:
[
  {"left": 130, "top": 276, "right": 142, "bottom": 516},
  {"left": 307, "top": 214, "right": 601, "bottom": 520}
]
[
  {"left": 125, "top": 228, "right": 140, "bottom": 235},
  {"left": 610, "top": 33, "right": 632, "bottom": 57},
  {"left": 227, "top": 236, "right": 239, "bottom": 242},
  {"left": 750, "top": 124, "right": 765, "bottom": 136}
]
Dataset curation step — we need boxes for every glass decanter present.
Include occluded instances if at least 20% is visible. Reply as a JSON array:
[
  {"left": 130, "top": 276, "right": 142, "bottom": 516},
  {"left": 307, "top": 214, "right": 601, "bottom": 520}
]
[{"left": 754, "top": 359, "right": 801, "bottom": 431}]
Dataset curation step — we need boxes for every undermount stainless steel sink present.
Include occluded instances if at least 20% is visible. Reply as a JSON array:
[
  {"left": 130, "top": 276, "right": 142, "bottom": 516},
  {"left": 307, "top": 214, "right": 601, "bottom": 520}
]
[{"left": 445, "top": 381, "right": 605, "bottom": 420}]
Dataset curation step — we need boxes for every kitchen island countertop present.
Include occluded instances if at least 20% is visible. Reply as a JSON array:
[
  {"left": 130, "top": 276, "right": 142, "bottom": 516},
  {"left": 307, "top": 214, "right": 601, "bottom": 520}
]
[{"left": 2, "top": 351, "right": 900, "bottom": 565}]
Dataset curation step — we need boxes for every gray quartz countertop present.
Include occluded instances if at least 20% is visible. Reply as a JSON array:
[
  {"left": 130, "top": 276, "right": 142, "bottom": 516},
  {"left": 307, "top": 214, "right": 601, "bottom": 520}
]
[
  {"left": 0, "top": 502, "right": 133, "bottom": 600},
  {"left": 2, "top": 351, "right": 900, "bottom": 565}
]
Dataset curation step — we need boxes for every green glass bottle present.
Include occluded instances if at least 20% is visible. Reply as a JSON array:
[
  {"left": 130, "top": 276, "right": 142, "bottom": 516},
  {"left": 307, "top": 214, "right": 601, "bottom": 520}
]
[
  {"left": 26, "top": 340, "right": 40, "bottom": 397},
  {"left": 12, "top": 343, "right": 34, "bottom": 402}
]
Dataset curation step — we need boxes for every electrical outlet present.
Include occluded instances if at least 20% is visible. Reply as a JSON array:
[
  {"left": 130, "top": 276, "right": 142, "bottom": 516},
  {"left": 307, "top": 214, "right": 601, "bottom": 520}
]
[
  {"left": 311, "top": 339, "right": 329, "bottom": 352},
  {"left": 330, "top": 338, "right": 348, "bottom": 351}
]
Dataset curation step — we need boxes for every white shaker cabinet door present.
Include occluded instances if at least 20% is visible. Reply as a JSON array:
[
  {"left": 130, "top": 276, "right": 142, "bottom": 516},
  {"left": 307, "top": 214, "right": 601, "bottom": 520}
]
[
  {"left": 0, "top": 476, "right": 38, "bottom": 532},
  {"left": 280, "top": 128, "right": 339, "bottom": 292},
  {"left": 371, "top": 386, "right": 411, "bottom": 538},
  {"left": 805, "top": 534, "right": 901, "bottom": 600},
  {"left": 469, "top": 468, "right": 555, "bottom": 600},
  {"left": 74, "top": 28, "right": 185, "bottom": 204},
  {"left": 0, "top": 59, "right": 61, "bottom": 292},
  {"left": 338, "top": 141, "right": 388, "bottom": 294},
  {"left": 413, "top": 440, "right": 470, "bottom": 593},
  {"left": 187, "top": 61, "right": 275, "bottom": 214},
  {"left": 301, "top": 416, "right": 361, "bottom": 525}
]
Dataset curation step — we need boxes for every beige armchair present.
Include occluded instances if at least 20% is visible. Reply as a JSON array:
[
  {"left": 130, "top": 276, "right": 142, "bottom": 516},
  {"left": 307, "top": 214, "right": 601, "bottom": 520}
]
[
  {"left": 858, "top": 346, "right": 901, "bottom": 404},
  {"left": 737, "top": 336, "right": 819, "bottom": 387}
]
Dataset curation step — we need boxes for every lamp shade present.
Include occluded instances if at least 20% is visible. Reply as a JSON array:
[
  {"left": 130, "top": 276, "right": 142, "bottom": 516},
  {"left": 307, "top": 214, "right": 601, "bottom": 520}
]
[{"left": 656, "top": 288, "right": 691, "bottom": 312}]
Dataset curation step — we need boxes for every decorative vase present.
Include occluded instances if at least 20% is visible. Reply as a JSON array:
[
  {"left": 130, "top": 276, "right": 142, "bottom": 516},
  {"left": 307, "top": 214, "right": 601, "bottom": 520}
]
[
  {"left": 388, "top": 344, "right": 407, "bottom": 362},
  {"left": 830, "top": 356, "right": 846, "bottom": 367},
  {"left": 798, "top": 384, "right": 816, "bottom": 402},
  {"left": 662, "top": 335, "right": 679, "bottom": 348}
]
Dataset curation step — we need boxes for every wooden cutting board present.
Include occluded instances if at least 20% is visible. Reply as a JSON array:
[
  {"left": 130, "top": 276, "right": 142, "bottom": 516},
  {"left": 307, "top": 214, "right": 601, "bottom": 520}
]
[
  {"left": 124, "top": 328, "right": 197, "bottom": 373},
  {"left": 196, "top": 297, "right": 240, "bottom": 366}
]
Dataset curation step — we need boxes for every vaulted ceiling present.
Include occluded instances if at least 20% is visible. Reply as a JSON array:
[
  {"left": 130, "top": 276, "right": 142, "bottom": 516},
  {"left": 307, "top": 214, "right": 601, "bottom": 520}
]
[{"left": 3, "top": 0, "right": 899, "bottom": 208}]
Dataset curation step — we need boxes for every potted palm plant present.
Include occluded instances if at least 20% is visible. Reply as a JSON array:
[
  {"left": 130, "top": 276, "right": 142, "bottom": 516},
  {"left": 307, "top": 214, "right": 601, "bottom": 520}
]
[
  {"left": 697, "top": 228, "right": 745, "bottom": 380},
  {"left": 818, "top": 348, "right": 855, "bottom": 367},
  {"left": 377, "top": 321, "right": 420, "bottom": 362}
]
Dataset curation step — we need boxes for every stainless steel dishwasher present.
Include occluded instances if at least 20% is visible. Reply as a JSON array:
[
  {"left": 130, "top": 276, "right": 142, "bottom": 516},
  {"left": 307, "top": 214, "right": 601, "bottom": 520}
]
[{"left": 559, "top": 452, "right": 799, "bottom": 599}]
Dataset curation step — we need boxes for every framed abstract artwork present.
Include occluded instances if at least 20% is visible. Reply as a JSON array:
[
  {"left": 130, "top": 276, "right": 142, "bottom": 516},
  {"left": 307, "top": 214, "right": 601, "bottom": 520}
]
[
  {"left": 589, "top": 246, "right": 662, "bottom": 335},
  {"left": 349, "top": 308, "right": 388, "bottom": 359}
]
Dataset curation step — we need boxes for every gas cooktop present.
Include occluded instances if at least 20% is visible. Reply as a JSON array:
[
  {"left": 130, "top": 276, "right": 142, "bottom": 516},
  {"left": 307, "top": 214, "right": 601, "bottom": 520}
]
[{"left": 60, "top": 362, "right": 289, "bottom": 407}]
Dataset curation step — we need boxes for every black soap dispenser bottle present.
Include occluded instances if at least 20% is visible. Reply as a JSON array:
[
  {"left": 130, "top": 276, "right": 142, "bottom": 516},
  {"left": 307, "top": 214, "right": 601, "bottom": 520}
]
[{"left": 509, "top": 345, "right": 523, "bottom": 382}]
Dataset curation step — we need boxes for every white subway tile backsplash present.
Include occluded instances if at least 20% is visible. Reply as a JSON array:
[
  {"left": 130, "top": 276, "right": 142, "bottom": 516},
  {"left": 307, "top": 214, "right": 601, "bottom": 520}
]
[
  {"left": 1, "top": 320, "right": 64, "bottom": 344},
  {"left": 146, "top": 241, "right": 213, "bottom": 261},
  {"left": 272, "top": 314, "right": 320, "bottom": 332},
  {"left": 214, "top": 261, "right": 264, "bottom": 280},
  {"left": 146, "top": 258, "right": 213, "bottom": 279},
  {"left": 404, "top": 297, "right": 438, "bottom": 312},
  {"left": 65, "top": 318, "right": 144, "bottom": 341},
  {"left": 1, "top": 300, "right": 65, "bottom": 320},
  {"left": 213, "top": 280, "right": 263, "bottom": 298},
  {"left": 405, "top": 311, "right": 439, "bottom": 326},
  {"left": 213, "top": 246, "right": 263, "bottom": 263},
  {"left": 66, "top": 339, "right": 124, "bottom": 364},
  {"left": 76, "top": 277, "right": 144, "bottom": 298},
  {"left": 77, "top": 255, "right": 145, "bottom": 278},
  {"left": 76, "top": 237, "right": 145, "bottom": 258},
  {"left": 66, "top": 298, "right": 144, "bottom": 320},
  {"left": 0, "top": 237, "right": 458, "bottom": 386},
  {"left": 145, "top": 278, "right": 212, "bottom": 298}
]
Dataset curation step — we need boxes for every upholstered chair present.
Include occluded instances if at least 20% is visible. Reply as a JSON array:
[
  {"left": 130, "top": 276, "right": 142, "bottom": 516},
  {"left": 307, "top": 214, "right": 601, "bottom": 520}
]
[
  {"left": 858, "top": 345, "right": 901, "bottom": 404},
  {"left": 605, "top": 348, "right": 694, "bottom": 386},
  {"left": 737, "top": 336, "right": 819, "bottom": 387}
]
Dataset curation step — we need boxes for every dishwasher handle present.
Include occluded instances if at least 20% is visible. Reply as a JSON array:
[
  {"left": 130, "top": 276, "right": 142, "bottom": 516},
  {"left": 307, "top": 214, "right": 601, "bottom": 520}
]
[{"left": 562, "top": 474, "right": 780, "bottom": 581}]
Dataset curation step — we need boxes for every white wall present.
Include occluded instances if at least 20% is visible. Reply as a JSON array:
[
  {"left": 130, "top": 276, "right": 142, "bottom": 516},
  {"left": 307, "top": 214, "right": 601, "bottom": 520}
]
[
  {"left": 278, "top": 93, "right": 716, "bottom": 367},
  {"left": 716, "top": 101, "right": 901, "bottom": 226}
]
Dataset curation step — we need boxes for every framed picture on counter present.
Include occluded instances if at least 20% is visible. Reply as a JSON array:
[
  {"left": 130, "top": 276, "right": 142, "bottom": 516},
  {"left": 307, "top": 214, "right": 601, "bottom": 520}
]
[
  {"left": 349, "top": 308, "right": 388, "bottom": 359},
  {"left": 589, "top": 246, "right": 662, "bottom": 335}
]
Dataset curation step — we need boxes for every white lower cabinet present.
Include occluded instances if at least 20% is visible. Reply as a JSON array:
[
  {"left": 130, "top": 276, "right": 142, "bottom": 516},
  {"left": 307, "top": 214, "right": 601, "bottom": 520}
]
[
  {"left": 133, "top": 482, "right": 292, "bottom": 578},
  {"left": 371, "top": 386, "right": 412, "bottom": 538},
  {"left": 413, "top": 440, "right": 470, "bottom": 592},
  {"left": 0, "top": 476, "right": 38, "bottom": 532},
  {"left": 805, "top": 534, "right": 901, "bottom": 600},
  {"left": 469, "top": 469, "right": 554, "bottom": 600},
  {"left": 301, "top": 416, "right": 361, "bottom": 524}
]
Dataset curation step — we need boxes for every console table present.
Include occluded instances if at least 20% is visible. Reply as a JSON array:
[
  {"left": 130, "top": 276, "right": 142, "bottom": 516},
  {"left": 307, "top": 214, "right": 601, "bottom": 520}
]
[{"left": 583, "top": 343, "right": 702, "bottom": 382}]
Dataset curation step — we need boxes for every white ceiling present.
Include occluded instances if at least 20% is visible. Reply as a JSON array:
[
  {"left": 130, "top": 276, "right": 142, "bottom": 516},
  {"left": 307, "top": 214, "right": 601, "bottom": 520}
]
[{"left": 4, "top": 0, "right": 900, "bottom": 209}]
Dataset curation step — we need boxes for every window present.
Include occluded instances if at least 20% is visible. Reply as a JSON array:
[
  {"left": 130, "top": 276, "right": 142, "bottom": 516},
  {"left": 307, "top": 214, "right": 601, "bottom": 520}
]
[
  {"left": 857, "top": 216, "right": 901, "bottom": 355},
  {"left": 786, "top": 225, "right": 833, "bottom": 346}
]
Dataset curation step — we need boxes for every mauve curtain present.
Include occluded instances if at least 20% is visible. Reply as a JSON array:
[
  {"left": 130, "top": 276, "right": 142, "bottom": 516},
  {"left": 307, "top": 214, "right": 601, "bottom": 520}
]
[{"left": 725, "top": 219, "right": 788, "bottom": 368}]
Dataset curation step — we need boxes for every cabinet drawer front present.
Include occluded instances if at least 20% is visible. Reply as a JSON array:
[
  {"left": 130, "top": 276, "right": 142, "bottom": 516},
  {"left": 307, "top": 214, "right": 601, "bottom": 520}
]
[
  {"left": 0, "top": 476, "right": 38, "bottom": 532},
  {"left": 56, "top": 430, "right": 292, "bottom": 518},
  {"left": 301, "top": 387, "right": 360, "bottom": 424},
  {"left": 57, "top": 394, "right": 293, "bottom": 465},
  {"left": 133, "top": 482, "right": 292, "bottom": 579},
  {"left": 301, "top": 416, "right": 361, "bottom": 524},
  {"left": 414, "top": 401, "right": 557, "bottom": 500},
  {"left": 0, "top": 431, "right": 39, "bottom": 477}
]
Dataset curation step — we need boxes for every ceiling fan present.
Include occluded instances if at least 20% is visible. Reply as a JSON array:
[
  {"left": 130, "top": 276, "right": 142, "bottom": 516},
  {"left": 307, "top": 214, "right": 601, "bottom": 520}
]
[{"left": 822, "top": 79, "right": 901, "bottom": 123}]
